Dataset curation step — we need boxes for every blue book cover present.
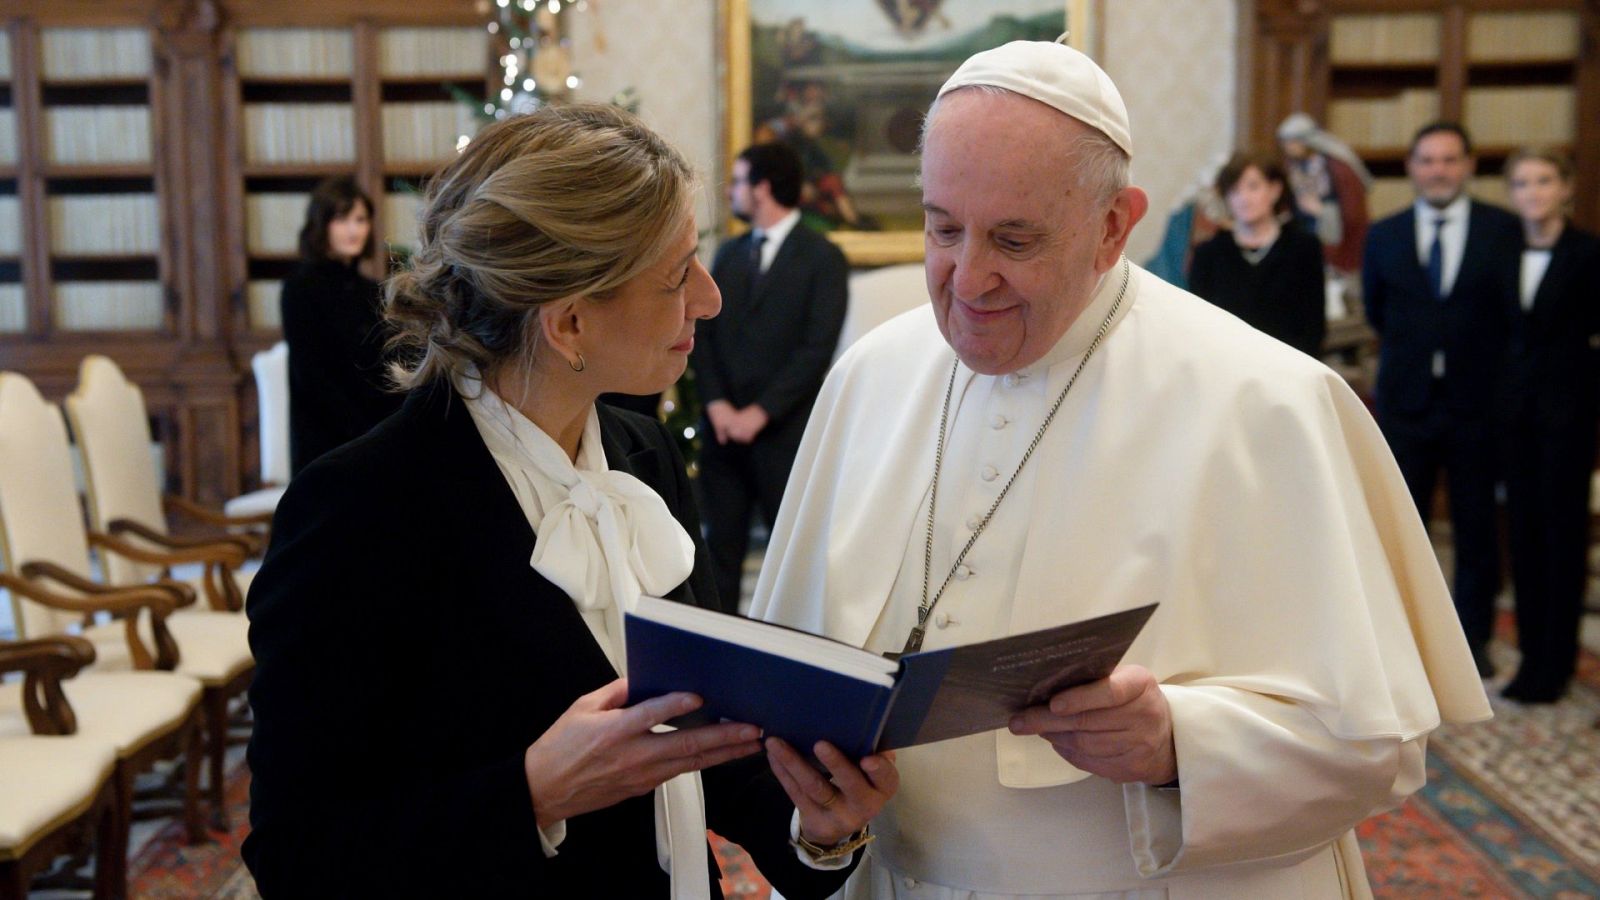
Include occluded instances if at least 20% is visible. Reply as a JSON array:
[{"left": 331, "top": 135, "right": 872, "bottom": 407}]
[{"left": 625, "top": 598, "right": 1158, "bottom": 760}]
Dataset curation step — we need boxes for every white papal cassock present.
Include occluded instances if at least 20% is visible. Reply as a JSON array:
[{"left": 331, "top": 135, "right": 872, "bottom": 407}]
[{"left": 751, "top": 261, "right": 1492, "bottom": 899}]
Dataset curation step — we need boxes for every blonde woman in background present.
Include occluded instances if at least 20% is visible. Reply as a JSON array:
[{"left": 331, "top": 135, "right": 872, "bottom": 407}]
[
  {"left": 1497, "top": 147, "right": 1600, "bottom": 705},
  {"left": 243, "top": 105, "right": 896, "bottom": 897}
]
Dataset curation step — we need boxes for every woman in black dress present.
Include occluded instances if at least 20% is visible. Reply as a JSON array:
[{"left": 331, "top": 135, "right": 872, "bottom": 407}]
[
  {"left": 1188, "top": 151, "right": 1327, "bottom": 358},
  {"left": 1498, "top": 147, "right": 1600, "bottom": 704},
  {"left": 279, "top": 176, "right": 402, "bottom": 475}
]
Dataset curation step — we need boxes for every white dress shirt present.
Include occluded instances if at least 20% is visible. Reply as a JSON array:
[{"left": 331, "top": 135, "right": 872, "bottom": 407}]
[
  {"left": 455, "top": 373, "right": 711, "bottom": 899},
  {"left": 1413, "top": 194, "right": 1470, "bottom": 299},
  {"left": 754, "top": 208, "right": 802, "bottom": 274},
  {"left": 1520, "top": 249, "right": 1553, "bottom": 312}
]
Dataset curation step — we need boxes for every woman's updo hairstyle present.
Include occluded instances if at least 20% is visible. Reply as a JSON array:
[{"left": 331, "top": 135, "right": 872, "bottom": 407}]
[{"left": 385, "top": 103, "right": 696, "bottom": 389}]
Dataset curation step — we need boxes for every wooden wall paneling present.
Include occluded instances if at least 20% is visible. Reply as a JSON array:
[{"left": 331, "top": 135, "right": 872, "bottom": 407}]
[
  {"left": 216, "top": 0, "right": 479, "bottom": 28},
  {"left": 9, "top": 20, "right": 49, "bottom": 338},
  {"left": 215, "top": 22, "right": 248, "bottom": 346},
  {"left": 157, "top": 0, "right": 225, "bottom": 342},
  {"left": 176, "top": 391, "right": 237, "bottom": 507},
  {"left": 151, "top": 12, "right": 182, "bottom": 336},
  {"left": 1438, "top": 4, "right": 1467, "bottom": 121},
  {"left": 352, "top": 19, "right": 383, "bottom": 284},
  {"left": 1577, "top": 1, "right": 1600, "bottom": 231},
  {"left": 1246, "top": 1, "right": 1329, "bottom": 153}
]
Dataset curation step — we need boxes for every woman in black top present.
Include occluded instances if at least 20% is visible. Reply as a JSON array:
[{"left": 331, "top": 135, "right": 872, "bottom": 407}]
[
  {"left": 245, "top": 106, "right": 895, "bottom": 898},
  {"left": 1189, "top": 151, "right": 1327, "bottom": 357},
  {"left": 1497, "top": 148, "right": 1600, "bottom": 704},
  {"left": 279, "top": 176, "right": 401, "bottom": 475}
]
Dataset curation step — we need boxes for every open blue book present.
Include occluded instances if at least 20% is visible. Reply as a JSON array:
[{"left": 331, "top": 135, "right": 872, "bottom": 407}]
[{"left": 625, "top": 597, "right": 1158, "bottom": 760}]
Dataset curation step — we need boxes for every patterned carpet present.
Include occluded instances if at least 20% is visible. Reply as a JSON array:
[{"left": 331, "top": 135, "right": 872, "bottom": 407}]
[
  {"left": 1356, "top": 638, "right": 1600, "bottom": 899},
  {"left": 128, "top": 761, "right": 259, "bottom": 899}
]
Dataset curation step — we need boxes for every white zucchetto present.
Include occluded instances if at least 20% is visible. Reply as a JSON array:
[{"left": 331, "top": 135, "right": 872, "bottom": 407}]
[{"left": 937, "top": 36, "right": 1133, "bottom": 157}]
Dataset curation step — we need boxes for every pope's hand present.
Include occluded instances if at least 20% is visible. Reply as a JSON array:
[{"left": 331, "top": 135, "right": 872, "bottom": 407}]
[{"left": 1007, "top": 664, "right": 1177, "bottom": 785}]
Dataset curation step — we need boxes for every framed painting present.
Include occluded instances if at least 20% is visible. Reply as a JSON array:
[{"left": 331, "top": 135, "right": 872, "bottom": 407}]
[{"left": 721, "top": 0, "right": 1095, "bottom": 265}]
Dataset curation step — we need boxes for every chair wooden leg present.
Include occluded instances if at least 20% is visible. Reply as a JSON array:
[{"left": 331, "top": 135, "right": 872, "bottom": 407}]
[
  {"left": 94, "top": 777, "right": 128, "bottom": 900},
  {"left": 184, "top": 716, "right": 206, "bottom": 844},
  {"left": 205, "top": 688, "right": 229, "bottom": 832}
]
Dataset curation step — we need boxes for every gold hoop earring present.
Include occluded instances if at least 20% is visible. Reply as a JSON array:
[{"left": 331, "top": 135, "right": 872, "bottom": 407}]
[{"left": 569, "top": 353, "right": 586, "bottom": 373}]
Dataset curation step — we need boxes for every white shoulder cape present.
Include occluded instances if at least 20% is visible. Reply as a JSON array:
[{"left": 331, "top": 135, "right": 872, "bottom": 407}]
[{"left": 752, "top": 264, "right": 1492, "bottom": 789}]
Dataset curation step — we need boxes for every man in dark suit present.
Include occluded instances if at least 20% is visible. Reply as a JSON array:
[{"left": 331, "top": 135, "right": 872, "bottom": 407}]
[
  {"left": 1362, "top": 122, "right": 1521, "bottom": 675},
  {"left": 691, "top": 143, "right": 848, "bottom": 613}
]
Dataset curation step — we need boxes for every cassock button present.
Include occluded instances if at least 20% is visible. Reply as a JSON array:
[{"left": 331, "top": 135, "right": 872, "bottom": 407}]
[
  {"left": 980, "top": 465, "right": 999, "bottom": 482},
  {"left": 954, "top": 564, "right": 973, "bottom": 581},
  {"left": 902, "top": 876, "right": 918, "bottom": 889},
  {"left": 990, "top": 413, "right": 1008, "bottom": 429},
  {"left": 1003, "top": 374, "right": 1020, "bottom": 388},
  {"left": 934, "top": 612, "right": 951, "bottom": 628},
  {"left": 966, "top": 514, "right": 982, "bottom": 531}
]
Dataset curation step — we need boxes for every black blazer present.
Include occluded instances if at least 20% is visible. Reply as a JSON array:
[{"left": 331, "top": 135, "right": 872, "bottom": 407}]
[
  {"left": 1362, "top": 200, "right": 1522, "bottom": 415},
  {"left": 243, "top": 383, "right": 856, "bottom": 898},
  {"left": 692, "top": 222, "right": 848, "bottom": 425},
  {"left": 1188, "top": 223, "right": 1327, "bottom": 357},
  {"left": 1502, "top": 224, "right": 1600, "bottom": 430},
  {"left": 279, "top": 258, "right": 403, "bottom": 475}
]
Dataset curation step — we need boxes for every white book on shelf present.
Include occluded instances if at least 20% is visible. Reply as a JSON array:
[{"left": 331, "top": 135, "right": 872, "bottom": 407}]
[
  {"left": 46, "top": 107, "right": 152, "bottom": 165},
  {"left": 0, "top": 109, "right": 16, "bottom": 165},
  {"left": 0, "top": 285, "right": 25, "bottom": 333},
  {"left": 1468, "top": 11, "right": 1579, "bottom": 62},
  {"left": 41, "top": 28, "right": 152, "bottom": 81},
  {"left": 50, "top": 194, "right": 160, "bottom": 255},
  {"left": 383, "top": 191, "right": 424, "bottom": 250},
  {"left": 247, "top": 280, "right": 283, "bottom": 330},
  {"left": 1469, "top": 176, "right": 1508, "bottom": 209},
  {"left": 0, "top": 196, "right": 19, "bottom": 254},
  {"left": 247, "top": 193, "right": 309, "bottom": 255},
  {"left": 381, "top": 102, "right": 476, "bottom": 163},
  {"left": 237, "top": 28, "right": 354, "bottom": 78},
  {"left": 244, "top": 104, "right": 355, "bottom": 164},
  {"left": 1466, "top": 86, "right": 1574, "bottom": 146},
  {"left": 1331, "top": 13, "right": 1439, "bottom": 65},
  {"left": 380, "top": 27, "right": 486, "bottom": 77},
  {"left": 55, "top": 281, "right": 164, "bottom": 331},
  {"left": 1367, "top": 178, "right": 1413, "bottom": 220}
]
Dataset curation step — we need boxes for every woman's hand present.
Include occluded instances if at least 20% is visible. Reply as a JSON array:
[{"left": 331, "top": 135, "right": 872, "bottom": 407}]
[
  {"left": 524, "top": 678, "right": 763, "bottom": 828},
  {"left": 765, "top": 737, "right": 898, "bottom": 846}
]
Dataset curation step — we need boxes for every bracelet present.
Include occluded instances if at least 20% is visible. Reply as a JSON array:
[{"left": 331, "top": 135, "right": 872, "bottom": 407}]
[{"left": 792, "top": 826, "right": 875, "bottom": 863}]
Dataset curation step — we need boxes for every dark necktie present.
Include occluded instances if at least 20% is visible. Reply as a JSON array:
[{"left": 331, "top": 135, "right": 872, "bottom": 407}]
[
  {"left": 747, "top": 231, "right": 767, "bottom": 299},
  {"left": 1427, "top": 216, "right": 1447, "bottom": 300}
]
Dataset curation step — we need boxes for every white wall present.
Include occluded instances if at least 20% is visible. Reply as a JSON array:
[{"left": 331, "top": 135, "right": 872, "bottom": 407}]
[
  {"left": 1101, "top": 0, "right": 1238, "bottom": 264},
  {"left": 570, "top": 0, "right": 1242, "bottom": 264},
  {"left": 568, "top": 0, "right": 721, "bottom": 234}
]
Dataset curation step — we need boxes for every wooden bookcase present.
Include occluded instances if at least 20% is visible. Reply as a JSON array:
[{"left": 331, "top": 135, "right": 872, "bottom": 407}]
[
  {"left": 1242, "top": 0, "right": 1600, "bottom": 230},
  {"left": 0, "top": 0, "right": 484, "bottom": 507}
]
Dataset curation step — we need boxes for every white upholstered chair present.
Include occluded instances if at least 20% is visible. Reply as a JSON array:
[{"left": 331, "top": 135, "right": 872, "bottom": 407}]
[
  {"left": 65, "top": 355, "right": 262, "bottom": 612},
  {"left": 223, "top": 341, "right": 289, "bottom": 519},
  {"left": 0, "top": 637, "right": 121, "bottom": 900},
  {"left": 834, "top": 263, "right": 929, "bottom": 363},
  {"left": 0, "top": 370, "right": 248, "bottom": 828}
]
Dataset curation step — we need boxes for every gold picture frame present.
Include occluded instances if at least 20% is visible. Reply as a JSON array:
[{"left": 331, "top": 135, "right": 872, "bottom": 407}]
[{"left": 720, "top": 0, "right": 1092, "bottom": 265}]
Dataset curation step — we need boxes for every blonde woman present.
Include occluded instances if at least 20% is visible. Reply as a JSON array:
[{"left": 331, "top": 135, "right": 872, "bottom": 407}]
[
  {"left": 244, "top": 105, "right": 896, "bottom": 897},
  {"left": 1497, "top": 147, "right": 1600, "bottom": 705}
]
